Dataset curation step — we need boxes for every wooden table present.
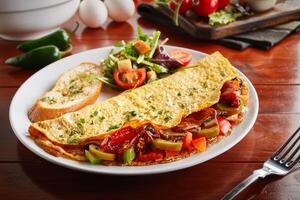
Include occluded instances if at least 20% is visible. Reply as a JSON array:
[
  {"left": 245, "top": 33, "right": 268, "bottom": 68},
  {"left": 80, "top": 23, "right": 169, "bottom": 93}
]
[{"left": 1, "top": 11, "right": 300, "bottom": 200}]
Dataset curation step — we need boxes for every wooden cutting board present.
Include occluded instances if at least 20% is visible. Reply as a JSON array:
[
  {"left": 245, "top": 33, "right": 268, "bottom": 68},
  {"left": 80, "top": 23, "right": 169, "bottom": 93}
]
[{"left": 152, "top": 0, "right": 300, "bottom": 40}]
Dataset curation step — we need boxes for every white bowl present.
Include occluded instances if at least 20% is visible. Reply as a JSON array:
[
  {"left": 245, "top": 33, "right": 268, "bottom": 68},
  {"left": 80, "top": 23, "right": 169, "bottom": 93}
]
[
  {"left": 0, "top": 0, "right": 80, "bottom": 41},
  {"left": 244, "top": 0, "right": 277, "bottom": 12}
]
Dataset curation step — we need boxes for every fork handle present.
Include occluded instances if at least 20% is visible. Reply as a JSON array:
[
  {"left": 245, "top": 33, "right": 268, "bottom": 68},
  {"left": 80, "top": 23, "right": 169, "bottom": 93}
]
[{"left": 221, "top": 169, "right": 270, "bottom": 200}]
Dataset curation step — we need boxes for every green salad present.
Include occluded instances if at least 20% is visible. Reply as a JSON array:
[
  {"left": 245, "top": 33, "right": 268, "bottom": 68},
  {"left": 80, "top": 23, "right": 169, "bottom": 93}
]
[{"left": 99, "top": 27, "right": 192, "bottom": 90}]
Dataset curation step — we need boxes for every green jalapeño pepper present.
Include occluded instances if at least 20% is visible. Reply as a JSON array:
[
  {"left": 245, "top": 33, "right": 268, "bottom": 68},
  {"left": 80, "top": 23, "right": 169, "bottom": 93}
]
[
  {"left": 5, "top": 45, "right": 62, "bottom": 69},
  {"left": 123, "top": 148, "right": 136, "bottom": 164},
  {"left": 17, "top": 29, "right": 71, "bottom": 52}
]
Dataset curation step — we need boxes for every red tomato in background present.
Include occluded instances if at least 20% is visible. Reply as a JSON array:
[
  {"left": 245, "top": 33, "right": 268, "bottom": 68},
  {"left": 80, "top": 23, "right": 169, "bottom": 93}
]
[
  {"left": 218, "top": 0, "right": 230, "bottom": 9},
  {"left": 170, "top": 0, "right": 193, "bottom": 14},
  {"left": 194, "top": 0, "right": 219, "bottom": 17}
]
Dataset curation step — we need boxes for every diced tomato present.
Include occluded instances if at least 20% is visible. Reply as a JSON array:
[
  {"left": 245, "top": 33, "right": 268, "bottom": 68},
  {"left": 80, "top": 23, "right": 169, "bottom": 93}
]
[
  {"left": 165, "top": 150, "right": 180, "bottom": 157},
  {"left": 183, "top": 132, "right": 193, "bottom": 149},
  {"left": 193, "top": 0, "right": 219, "bottom": 17},
  {"left": 217, "top": 117, "right": 231, "bottom": 136},
  {"left": 169, "top": 0, "right": 193, "bottom": 14},
  {"left": 169, "top": 50, "right": 192, "bottom": 66},
  {"left": 138, "top": 150, "right": 164, "bottom": 162},
  {"left": 113, "top": 68, "right": 146, "bottom": 90},
  {"left": 192, "top": 137, "right": 207, "bottom": 152}
]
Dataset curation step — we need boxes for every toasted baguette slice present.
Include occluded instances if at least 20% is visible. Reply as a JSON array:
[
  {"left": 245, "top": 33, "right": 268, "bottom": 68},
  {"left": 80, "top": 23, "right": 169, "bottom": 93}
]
[{"left": 28, "top": 62, "right": 103, "bottom": 122}]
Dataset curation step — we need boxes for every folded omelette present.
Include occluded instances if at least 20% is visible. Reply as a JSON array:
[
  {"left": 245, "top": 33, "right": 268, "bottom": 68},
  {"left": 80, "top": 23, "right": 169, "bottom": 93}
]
[{"left": 29, "top": 52, "right": 247, "bottom": 164}]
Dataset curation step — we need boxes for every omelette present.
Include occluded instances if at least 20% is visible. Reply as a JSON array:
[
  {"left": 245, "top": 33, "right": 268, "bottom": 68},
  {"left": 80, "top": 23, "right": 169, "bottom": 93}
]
[{"left": 29, "top": 52, "right": 249, "bottom": 165}]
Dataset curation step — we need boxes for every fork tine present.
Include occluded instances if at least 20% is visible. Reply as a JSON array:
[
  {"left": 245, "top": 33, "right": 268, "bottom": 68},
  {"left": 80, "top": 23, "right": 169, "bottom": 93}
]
[
  {"left": 285, "top": 143, "right": 300, "bottom": 167},
  {"left": 286, "top": 151, "right": 300, "bottom": 168},
  {"left": 273, "top": 126, "right": 300, "bottom": 160},
  {"left": 277, "top": 134, "right": 300, "bottom": 162}
]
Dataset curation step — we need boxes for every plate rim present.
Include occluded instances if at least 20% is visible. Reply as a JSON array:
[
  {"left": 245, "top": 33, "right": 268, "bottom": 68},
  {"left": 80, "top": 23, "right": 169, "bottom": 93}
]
[{"left": 9, "top": 45, "right": 259, "bottom": 175}]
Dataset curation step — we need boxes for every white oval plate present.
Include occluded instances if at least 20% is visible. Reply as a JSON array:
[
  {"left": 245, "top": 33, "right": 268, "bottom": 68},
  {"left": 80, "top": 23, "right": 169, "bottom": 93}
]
[{"left": 9, "top": 46, "right": 259, "bottom": 175}]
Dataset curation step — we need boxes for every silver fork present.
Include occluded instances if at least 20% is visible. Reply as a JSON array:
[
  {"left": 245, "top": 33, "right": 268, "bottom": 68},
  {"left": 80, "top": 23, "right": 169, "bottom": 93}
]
[{"left": 222, "top": 126, "right": 300, "bottom": 200}]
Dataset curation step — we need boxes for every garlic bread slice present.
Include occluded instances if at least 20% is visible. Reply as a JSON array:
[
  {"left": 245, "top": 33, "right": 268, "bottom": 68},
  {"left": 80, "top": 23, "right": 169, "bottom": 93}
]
[{"left": 28, "top": 62, "right": 102, "bottom": 122}]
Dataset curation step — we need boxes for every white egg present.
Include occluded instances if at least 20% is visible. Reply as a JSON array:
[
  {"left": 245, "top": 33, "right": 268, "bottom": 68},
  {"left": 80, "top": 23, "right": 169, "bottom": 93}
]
[
  {"left": 79, "top": 0, "right": 108, "bottom": 28},
  {"left": 104, "top": 0, "right": 135, "bottom": 22}
]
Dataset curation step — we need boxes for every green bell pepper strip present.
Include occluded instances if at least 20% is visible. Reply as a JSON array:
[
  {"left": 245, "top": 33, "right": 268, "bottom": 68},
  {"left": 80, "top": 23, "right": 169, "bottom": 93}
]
[
  {"left": 152, "top": 139, "right": 183, "bottom": 151},
  {"left": 89, "top": 144, "right": 115, "bottom": 161},
  {"left": 4, "top": 45, "right": 68, "bottom": 69},
  {"left": 123, "top": 148, "right": 136, "bottom": 164},
  {"left": 17, "top": 29, "right": 71, "bottom": 52},
  {"left": 85, "top": 150, "right": 101, "bottom": 165},
  {"left": 195, "top": 125, "right": 220, "bottom": 138}
]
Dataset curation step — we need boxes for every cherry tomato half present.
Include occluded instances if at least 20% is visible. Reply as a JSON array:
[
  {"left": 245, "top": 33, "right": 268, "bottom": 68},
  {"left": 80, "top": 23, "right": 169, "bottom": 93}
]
[
  {"left": 194, "top": 0, "right": 219, "bottom": 17},
  {"left": 113, "top": 68, "right": 146, "bottom": 90},
  {"left": 218, "top": 0, "right": 230, "bottom": 9},
  {"left": 169, "top": 0, "right": 193, "bottom": 14},
  {"left": 169, "top": 50, "right": 192, "bottom": 66}
]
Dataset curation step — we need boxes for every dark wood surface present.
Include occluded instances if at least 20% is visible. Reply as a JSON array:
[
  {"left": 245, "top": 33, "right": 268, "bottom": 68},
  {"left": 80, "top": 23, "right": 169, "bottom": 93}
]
[
  {"left": 146, "top": 0, "right": 300, "bottom": 39},
  {"left": 1, "top": 8, "right": 300, "bottom": 200}
]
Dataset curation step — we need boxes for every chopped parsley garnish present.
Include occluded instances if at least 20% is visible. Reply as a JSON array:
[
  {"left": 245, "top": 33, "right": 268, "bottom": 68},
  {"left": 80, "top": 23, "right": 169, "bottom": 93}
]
[
  {"left": 41, "top": 96, "right": 56, "bottom": 104},
  {"left": 164, "top": 113, "right": 172, "bottom": 123},
  {"left": 124, "top": 111, "right": 138, "bottom": 121},
  {"left": 79, "top": 118, "right": 85, "bottom": 123},
  {"left": 178, "top": 103, "right": 185, "bottom": 109},
  {"left": 67, "top": 129, "right": 81, "bottom": 144},
  {"left": 98, "top": 116, "right": 105, "bottom": 122},
  {"left": 75, "top": 118, "right": 85, "bottom": 129},
  {"left": 69, "top": 84, "right": 83, "bottom": 96},
  {"left": 90, "top": 110, "right": 98, "bottom": 118},
  {"left": 150, "top": 105, "right": 156, "bottom": 110},
  {"left": 107, "top": 124, "right": 121, "bottom": 131}
]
